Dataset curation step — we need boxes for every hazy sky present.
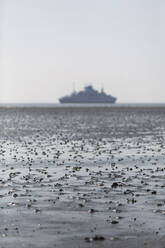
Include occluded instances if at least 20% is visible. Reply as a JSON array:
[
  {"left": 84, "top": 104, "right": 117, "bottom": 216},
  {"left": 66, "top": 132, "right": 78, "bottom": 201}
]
[{"left": 1, "top": 0, "right": 165, "bottom": 103}]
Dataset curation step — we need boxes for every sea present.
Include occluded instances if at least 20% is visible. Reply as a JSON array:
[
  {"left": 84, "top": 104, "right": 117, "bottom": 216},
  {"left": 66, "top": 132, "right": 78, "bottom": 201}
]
[{"left": 0, "top": 102, "right": 165, "bottom": 108}]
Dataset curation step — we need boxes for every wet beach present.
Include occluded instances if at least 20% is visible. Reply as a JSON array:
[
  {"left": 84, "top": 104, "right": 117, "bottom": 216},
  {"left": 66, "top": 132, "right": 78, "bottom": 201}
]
[{"left": 0, "top": 105, "right": 165, "bottom": 247}]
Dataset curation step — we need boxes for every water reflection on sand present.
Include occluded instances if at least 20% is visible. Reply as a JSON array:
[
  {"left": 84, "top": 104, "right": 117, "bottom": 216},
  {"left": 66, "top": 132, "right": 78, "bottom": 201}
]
[{"left": 0, "top": 105, "right": 165, "bottom": 247}]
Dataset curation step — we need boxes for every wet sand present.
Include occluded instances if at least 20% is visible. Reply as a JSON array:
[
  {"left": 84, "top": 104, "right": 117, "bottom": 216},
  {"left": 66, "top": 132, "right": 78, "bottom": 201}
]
[{"left": 0, "top": 105, "right": 165, "bottom": 247}]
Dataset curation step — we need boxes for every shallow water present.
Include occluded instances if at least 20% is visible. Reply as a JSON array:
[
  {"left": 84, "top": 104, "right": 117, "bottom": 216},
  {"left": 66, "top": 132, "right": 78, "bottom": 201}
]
[{"left": 0, "top": 106, "right": 165, "bottom": 247}]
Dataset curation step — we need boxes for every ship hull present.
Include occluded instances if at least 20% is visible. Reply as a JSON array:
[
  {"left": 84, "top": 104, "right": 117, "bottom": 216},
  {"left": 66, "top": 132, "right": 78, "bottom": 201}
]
[{"left": 59, "top": 99, "right": 116, "bottom": 104}]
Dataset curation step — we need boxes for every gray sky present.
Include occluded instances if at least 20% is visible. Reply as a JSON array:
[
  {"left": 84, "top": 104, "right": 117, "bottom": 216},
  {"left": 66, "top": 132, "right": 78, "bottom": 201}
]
[{"left": 1, "top": 0, "right": 165, "bottom": 103}]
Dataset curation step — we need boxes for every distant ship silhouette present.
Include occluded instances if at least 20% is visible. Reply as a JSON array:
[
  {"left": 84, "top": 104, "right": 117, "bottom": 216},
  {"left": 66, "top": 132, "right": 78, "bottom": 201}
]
[{"left": 59, "top": 85, "right": 117, "bottom": 103}]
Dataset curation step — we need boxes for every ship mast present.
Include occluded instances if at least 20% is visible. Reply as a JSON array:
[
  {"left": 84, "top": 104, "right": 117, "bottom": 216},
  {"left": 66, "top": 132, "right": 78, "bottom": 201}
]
[
  {"left": 101, "top": 83, "right": 104, "bottom": 93},
  {"left": 72, "top": 82, "right": 76, "bottom": 93}
]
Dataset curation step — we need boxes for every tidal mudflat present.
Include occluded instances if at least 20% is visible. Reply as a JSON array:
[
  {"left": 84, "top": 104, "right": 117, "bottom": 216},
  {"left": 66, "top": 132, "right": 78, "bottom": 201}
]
[{"left": 0, "top": 105, "right": 165, "bottom": 248}]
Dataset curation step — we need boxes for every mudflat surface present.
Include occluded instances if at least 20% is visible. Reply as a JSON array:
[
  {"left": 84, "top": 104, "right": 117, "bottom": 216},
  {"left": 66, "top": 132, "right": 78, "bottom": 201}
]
[{"left": 0, "top": 106, "right": 165, "bottom": 247}]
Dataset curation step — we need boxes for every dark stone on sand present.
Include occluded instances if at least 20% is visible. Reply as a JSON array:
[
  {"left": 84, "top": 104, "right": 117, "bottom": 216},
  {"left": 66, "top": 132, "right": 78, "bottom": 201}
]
[
  {"left": 111, "top": 182, "right": 120, "bottom": 188},
  {"left": 92, "top": 235, "right": 105, "bottom": 241},
  {"left": 152, "top": 191, "right": 157, "bottom": 195},
  {"left": 111, "top": 220, "right": 119, "bottom": 224}
]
